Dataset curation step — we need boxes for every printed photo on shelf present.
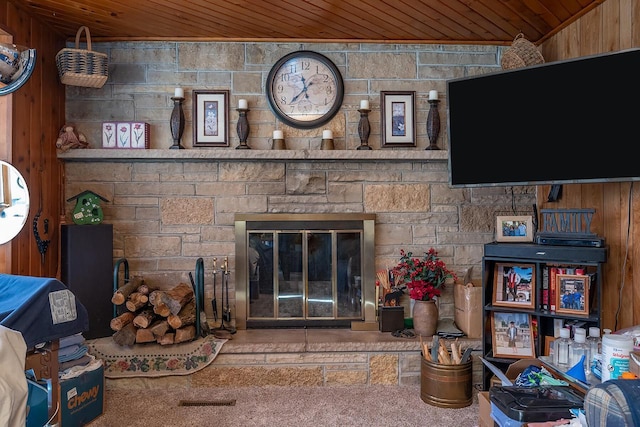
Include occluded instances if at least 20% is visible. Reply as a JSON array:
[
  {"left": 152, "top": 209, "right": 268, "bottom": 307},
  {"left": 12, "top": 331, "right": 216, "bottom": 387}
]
[
  {"left": 555, "top": 273, "right": 589, "bottom": 316},
  {"left": 380, "top": 91, "right": 416, "bottom": 147},
  {"left": 193, "top": 90, "right": 229, "bottom": 147},
  {"left": 492, "top": 262, "right": 535, "bottom": 309},
  {"left": 491, "top": 311, "right": 536, "bottom": 359},
  {"left": 495, "top": 215, "right": 534, "bottom": 243}
]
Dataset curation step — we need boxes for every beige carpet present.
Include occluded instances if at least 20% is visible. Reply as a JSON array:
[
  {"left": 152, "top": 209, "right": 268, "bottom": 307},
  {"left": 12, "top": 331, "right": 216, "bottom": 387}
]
[{"left": 86, "top": 385, "right": 480, "bottom": 427}]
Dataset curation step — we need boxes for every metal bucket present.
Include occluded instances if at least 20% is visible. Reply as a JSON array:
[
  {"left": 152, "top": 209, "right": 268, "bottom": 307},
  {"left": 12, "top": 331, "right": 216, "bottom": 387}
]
[{"left": 420, "top": 357, "right": 473, "bottom": 408}]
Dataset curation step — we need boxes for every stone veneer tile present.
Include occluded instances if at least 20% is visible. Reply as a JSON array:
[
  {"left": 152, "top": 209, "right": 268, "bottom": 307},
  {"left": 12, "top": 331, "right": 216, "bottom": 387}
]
[
  {"left": 325, "top": 370, "right": 368, "bottom": 385},
  {"left": 369, "top": 354, "right": 399, "bottom": 385},
  {"left": 191, "top": 366, "right": 324, "bottom": 387},
  {"left": 364, "top": 184, "right": 430, "bottom": 212},
  {"left": 160, "top": 197, "right": 214, "bottom": 224}
]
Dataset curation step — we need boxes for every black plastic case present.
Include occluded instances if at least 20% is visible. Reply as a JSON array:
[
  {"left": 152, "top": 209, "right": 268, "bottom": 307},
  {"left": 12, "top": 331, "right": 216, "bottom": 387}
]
[{"left": 489, "top": 386, "right": 583, "bottom": 422}]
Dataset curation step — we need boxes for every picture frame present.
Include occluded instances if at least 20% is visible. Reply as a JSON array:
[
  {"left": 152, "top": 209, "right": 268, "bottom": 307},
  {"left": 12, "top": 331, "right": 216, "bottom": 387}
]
[
  {"left": 380, "top": 91, "right": 416, "bottom": 147},
  {"left": 492, "top": 262, "right": 535, "bottom": 309},
  {"left": 555, "top": 273, "right": 589, "bottom": 316},
  {"left": 491, "top": 312, "right": 536, "bottom": 359},
  {"left": 192, "top": 90, "right": 229, "bottom": 147},
  {"left": 496, "top": 215, "right": 534, "bottom": 243},
  {"left": 544, "top": 336, "right": 556, "bottom": 356}
]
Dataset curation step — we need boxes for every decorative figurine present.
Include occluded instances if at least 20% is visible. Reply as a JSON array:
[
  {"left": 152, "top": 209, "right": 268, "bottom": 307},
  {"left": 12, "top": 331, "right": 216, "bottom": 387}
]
[{"left": 56, "top": 124, "right": 89, "bottom": 152}]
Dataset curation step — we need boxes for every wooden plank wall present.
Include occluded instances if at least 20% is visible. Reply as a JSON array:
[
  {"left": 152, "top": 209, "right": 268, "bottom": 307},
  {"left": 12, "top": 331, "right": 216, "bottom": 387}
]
[
  {"left": 539, "top": 0, "right": 640, "bottom": 331},
  {"left": 0, "top": 0, "right": 66, "bottom": 277}
]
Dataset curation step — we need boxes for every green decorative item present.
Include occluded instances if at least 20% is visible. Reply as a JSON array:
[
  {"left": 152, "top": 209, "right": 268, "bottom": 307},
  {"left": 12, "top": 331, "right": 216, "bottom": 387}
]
[{"left": 67, "top": 190, "right": 109, "bottom": 225}]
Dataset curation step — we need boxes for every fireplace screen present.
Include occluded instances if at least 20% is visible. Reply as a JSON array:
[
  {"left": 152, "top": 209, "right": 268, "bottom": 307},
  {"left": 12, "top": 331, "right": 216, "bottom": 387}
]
[{"left": 235, "top": 214, "right": 376, "bottom": 329}]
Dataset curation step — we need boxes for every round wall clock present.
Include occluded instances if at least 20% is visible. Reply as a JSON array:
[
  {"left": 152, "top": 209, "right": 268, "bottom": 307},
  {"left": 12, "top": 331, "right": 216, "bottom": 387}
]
[{"left": 266, "top": 50, "right": 344, "bottom": 129}]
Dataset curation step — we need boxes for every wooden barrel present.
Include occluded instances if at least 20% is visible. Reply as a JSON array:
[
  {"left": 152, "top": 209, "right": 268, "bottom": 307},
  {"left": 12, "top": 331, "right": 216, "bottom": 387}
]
[{"left": 420, "top": 356, "right": 473, "bottom": 408}]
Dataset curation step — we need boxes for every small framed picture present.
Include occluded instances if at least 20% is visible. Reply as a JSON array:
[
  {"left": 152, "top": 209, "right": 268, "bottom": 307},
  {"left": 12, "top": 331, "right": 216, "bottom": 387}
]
[
  {"left": 380, "top": 91, "right": 416, "bottom": 147},
  {"left": 492, "top": 312, "right": 536, "bottom": 359},
  {"left": 496, "top": 215, "right": 534, "bottom": 243},
  {"left": 492, "top": 263, "right": 535, "bottom": 309},
  {"left": 555, "top": 274, "right": 589, "bottom": 316},
  {"left": 544, "top": 336, "right": 556, "bottom": 357},
  {"left": 193, "top": 90, "right": 229, "bottom": 147}
]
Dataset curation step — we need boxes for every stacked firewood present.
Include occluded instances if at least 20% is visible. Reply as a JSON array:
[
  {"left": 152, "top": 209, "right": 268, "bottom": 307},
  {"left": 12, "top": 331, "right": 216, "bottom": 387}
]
[{"left": 109, "top": 276, "right": 205, "bottom": 346}]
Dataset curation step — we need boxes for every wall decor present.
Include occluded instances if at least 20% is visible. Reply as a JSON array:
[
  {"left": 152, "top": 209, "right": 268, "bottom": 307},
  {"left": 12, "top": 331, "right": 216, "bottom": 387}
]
[
  {"left": 492, "top": 262, "right": 535, "bottom": 309},
  {"left": 491, "top": 311, "right": 536, "bottom": 359},
  {"left": 193, "top": 90, "right": 229, "bottom": 147},
  {"left": 381, "top": 91, "right": 416, "bottom": 147},
  {"left": 265, "top": 50, "right": 344, "bottom": 129},
  {"left": 102, "top": 122, "right": 150, "bottom": 149},
  {"left": 555, "top": 273, "right": 589, "bottom": 316},
  {"left": 495, "top": 215, "right": 534, "bottom": 242}
]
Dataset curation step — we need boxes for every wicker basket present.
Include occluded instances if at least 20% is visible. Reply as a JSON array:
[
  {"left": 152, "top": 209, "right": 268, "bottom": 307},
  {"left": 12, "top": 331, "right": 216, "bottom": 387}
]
[
  {"left": 501, "top": 33, "right": 545, "bottom": 70},
  {"left": 55, "top": 26, "right": 108, "bottom": 88}
]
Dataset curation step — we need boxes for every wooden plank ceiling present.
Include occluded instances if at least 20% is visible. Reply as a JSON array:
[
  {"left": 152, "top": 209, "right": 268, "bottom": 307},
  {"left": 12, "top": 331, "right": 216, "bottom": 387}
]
[{"left": 17, "top": 0, "right": 605, "bottom": 45}]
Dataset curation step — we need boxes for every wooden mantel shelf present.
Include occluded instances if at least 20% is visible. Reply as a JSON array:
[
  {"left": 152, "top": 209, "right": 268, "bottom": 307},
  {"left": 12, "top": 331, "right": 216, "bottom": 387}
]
[{"left": 57, "top": 149, "right": 449, "bottom": 162}]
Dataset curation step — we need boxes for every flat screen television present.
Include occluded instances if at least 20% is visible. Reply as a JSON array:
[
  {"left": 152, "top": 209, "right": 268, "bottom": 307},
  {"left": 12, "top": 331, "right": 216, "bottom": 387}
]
[{"left": 446, "top": 48, "right": 640, "bottom": 188}]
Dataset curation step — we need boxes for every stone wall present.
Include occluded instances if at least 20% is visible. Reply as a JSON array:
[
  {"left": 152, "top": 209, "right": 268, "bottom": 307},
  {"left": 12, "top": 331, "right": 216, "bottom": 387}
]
[{"left": 62, "top": 41, "right": 537, "bottom": 326}]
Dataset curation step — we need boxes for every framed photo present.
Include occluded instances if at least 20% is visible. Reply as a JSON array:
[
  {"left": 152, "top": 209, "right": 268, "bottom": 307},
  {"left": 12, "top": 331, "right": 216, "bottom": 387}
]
[
  {"left": 496, "top": 215, "right": 534, "bottom": 243},
  {"left": 544, "top": 336, "right": 556, "bottom": 356},
  {"left": 491, "top": 312, "right": 536, "bottom": 359},
  {"left": 555, "top": 274, "right": 589, "bottom": 316},
  {"left": 192, "top": 90, "right": 229, "bottom": 147},
  {"left": 380, "top": 91, "right": 416, "bottom": 147},
  {"left": 492, "top": 263, "right": 535, "bottom": 309}
]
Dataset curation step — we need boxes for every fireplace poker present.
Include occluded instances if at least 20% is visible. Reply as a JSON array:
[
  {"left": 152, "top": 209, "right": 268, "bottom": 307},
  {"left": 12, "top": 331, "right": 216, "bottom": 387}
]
[
  {"left": 212, "top": 257, "right": 218, "bottom": 323},
  {"left": 215, "top": 256, "right": 236, "bottom": 334}
]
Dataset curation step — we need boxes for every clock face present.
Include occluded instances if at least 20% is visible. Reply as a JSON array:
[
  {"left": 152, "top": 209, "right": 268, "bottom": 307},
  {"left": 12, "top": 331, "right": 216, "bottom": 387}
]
[{"left": 266, "top": 51, "right": 344, "bottom": 129}]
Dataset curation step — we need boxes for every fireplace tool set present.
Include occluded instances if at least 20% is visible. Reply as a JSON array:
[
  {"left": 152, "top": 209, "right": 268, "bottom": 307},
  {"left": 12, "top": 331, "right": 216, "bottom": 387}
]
[{"left": 213, "top": 256, "right": 236, "bottom": 335}]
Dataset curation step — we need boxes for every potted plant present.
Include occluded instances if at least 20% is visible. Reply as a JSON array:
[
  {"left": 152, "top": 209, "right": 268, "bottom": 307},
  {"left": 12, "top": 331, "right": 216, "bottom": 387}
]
[{"left": 392, "top": 248, "right": 456, "bottom": 336}]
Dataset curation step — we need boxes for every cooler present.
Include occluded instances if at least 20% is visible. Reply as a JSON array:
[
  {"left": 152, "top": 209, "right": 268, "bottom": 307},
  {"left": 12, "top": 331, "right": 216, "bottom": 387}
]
[{"left": 489, "top": 386, "right": 583, "bottom": 426}]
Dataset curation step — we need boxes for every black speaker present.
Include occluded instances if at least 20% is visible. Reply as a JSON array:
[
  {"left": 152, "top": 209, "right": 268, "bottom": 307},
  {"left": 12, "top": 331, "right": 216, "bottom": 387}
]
[{"left": 61, "top": 224, "right": 113, "bottom": 339}]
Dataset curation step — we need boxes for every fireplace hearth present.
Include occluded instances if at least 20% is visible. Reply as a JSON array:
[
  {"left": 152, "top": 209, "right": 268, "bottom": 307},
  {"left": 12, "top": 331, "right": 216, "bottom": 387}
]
[{"left": 235, "top": 214, "right": 376, "bottom": 329}]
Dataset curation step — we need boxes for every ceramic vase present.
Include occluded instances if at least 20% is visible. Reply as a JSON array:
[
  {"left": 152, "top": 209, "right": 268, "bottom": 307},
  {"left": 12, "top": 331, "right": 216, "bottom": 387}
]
[{"left": 412, "top": 299, "right": 438, "bottom": 336}]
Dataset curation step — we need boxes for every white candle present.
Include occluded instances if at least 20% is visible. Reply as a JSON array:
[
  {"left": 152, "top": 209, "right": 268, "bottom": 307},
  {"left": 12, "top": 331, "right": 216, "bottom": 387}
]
[
  {"left": 429, "top": 90, "right": 439, "bottom": 101},
  {"left": 360, "top": 100, "right": 370, "bottom": 110},
  {"left": 322, "top": 130, "right": 333, "bottom": 139},
  {"left": 238, "top": 99, "right": 248, "bottom": 109},
  {"left": 174, "top": 87, "right": 184, "bottom": 98},
  {"left": 273, "top": 130, "right": 283, "bottom": 139}
]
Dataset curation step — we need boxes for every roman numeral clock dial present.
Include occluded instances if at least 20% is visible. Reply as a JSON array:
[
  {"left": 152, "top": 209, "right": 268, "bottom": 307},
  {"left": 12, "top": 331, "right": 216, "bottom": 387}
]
[{"left": 266, "top": 51, "right": 344, "bottom": 129}]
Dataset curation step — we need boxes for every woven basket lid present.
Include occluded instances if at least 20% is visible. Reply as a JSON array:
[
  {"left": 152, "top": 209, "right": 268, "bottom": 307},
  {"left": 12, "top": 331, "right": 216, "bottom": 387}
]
[{"left": 501, "top": 33, "right": 545, "bottom": 70}]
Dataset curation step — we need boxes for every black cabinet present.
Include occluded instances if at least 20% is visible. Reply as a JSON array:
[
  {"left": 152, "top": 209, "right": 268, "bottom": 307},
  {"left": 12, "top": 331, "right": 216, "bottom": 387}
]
[
  {"left": 481, "top": 242, "right": 607, "bottom": 390},
  {"left": 61, "top": 224, "right": 113, "bottom": 339}
]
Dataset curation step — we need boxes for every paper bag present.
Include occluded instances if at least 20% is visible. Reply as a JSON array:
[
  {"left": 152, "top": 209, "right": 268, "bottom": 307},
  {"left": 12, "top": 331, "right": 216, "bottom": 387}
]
[{"left": 454, "top": 282, "right": 482, "bottom": 338}]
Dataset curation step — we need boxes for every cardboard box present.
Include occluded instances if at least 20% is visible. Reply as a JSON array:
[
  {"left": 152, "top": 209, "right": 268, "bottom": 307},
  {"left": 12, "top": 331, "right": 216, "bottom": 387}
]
[
  {"left": 478, "top": 391, "right": 494, "bottom": 427},
  {"left": 454, "top": 281, "right": 482, "bottom": 338},
  {"left": 489, "top": 358, "right": 543, "bottom": 389},
  {"left": 59, "top": 364, "right": 105, "bottom": 426}
]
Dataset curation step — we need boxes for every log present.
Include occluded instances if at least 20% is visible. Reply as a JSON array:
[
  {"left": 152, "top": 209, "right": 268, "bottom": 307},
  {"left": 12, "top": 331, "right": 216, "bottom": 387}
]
[
  {"left": 167, "top": 299, "right": 196, "bottom": 329},
  {"left": 135, "top": 327, "right": 156, "bottom": 343},
  {"left": 152, "top": 301, "right": 171, "bottom": 317},
  {"left": 126, "top": 292, "right": 149, "bottom": 312},
  {"left": 110, "top": 312, "right": 135, "bottom": 331},
  {"left": 157, "top": 332, "right": 175, "bottom": 345},
  {"left": 174, "top": 325, "right": 196, "bottom": 344},
  {"left": 149, "top": 319, "right": 170, "bottom": 337},
  {"left": 133, "top": 309, "right": 157, "bottom": 329},
  {"left": 111, "top": 276, "right": 145, "bottom": 305},
  {"left": 159, "top": 282, "right": 194, "bottom": 316},
  {"left": 136, "top": 282, "right": 160, "bottom": 296},
  {"left": 113, "top": 322, "right": 137, "bottom": 346}
]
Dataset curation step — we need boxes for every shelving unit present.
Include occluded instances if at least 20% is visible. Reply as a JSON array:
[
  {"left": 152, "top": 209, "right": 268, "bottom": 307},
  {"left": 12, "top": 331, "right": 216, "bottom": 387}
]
[{"left": 481, "top": 242, "right": 607, "bottom": 391}]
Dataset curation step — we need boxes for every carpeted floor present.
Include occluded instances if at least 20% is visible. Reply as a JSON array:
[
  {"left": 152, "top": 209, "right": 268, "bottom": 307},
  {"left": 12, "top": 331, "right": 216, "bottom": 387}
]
[{"left": 86, "top": 384, "right": 480, "bottom": 427}]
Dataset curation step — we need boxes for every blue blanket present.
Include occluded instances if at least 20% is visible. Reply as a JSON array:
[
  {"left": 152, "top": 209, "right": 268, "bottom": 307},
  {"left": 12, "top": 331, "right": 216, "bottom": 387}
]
[{"left": 0, "top": 274, "right": 89, "bottom": 349}]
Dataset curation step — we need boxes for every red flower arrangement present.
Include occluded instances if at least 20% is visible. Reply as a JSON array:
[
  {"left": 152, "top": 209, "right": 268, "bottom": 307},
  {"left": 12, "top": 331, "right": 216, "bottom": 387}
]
[{"left": 392, "top": 248, "right": 457, "bottom": 301}]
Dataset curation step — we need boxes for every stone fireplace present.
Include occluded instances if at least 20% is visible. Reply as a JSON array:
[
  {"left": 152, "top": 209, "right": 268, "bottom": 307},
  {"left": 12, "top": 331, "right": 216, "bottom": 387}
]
[{"left": 234, "top": 213, "right": 377, "bottom": 329}]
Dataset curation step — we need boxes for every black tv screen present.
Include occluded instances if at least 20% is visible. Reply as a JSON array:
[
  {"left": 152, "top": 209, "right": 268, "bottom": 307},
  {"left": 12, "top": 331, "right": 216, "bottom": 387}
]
[{"left": 447, "top": 48, "right": 640, "bottom": 187}]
